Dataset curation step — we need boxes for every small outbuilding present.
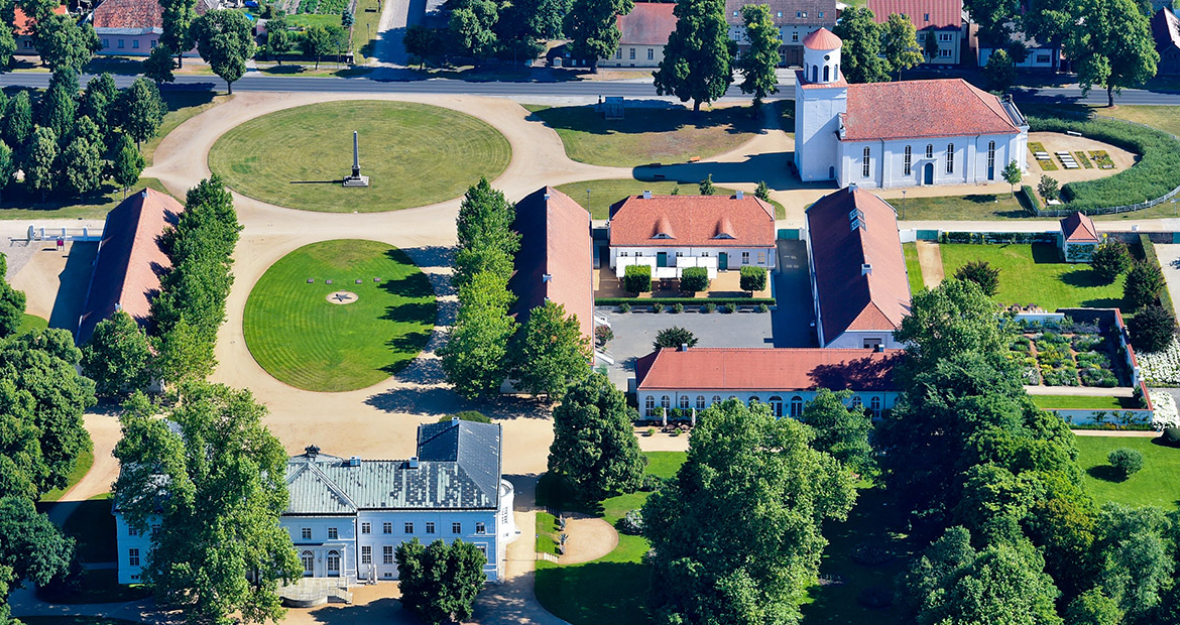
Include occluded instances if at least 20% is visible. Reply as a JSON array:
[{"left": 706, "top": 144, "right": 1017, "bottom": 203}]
[{"left": 1059, "top": 211, "right": 1100, "bottom": 262}]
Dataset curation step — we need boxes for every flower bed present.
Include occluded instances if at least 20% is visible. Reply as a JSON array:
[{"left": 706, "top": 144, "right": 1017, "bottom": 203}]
[
  {"left": 1139, "top": 337, "right": 1180, "bottom": 386},
  {"left": 1011, "top": 329, "right": 1129, "bottom": 387}
]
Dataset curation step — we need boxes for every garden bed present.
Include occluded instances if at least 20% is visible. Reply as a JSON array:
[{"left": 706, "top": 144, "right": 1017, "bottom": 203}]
[
  {"left": 1138, "top": 336, "right": 1180, "bottom": 386},
  {"left": 1028, "top": 141, "right": 1058, "bottom": 171},
  {"left": 1009, "top": 329, "right": 1129, "bottom": 387}
]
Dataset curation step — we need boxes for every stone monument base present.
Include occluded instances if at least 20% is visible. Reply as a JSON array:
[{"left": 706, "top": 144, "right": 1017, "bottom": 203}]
[{"left": 342, "top": 175, "right": 370, "bottom": 187}]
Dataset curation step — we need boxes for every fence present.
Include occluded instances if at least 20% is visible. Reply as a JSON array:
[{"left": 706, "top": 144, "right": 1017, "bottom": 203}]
[{"left": 24, "top": 226, "right": 103, "bottom": 243}]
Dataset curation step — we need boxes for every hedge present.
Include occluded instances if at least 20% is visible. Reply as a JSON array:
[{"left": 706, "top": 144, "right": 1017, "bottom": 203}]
[
  {"left": 1020, "top": 185, "right": 1041, "bottom": 214},
  {"left": 1026, "top": 113, "right": 1180, "bottom": 213},
  {"left": 596, "top": 297, "right": 776, "bottom": 306},
  {"left": 1139, "top": 234, "right": 1176, "bottom": 316}
]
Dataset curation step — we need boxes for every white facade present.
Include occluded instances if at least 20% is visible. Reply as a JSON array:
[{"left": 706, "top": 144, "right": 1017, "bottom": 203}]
[
  {"left": 834, "top": 133, "right": 1027, "bottom": 189},
  {"left": 821, "top": 329, "right": 908, "bottom": 350},
  {"left": 602, "top": 45, "right": 665, "bottom": 67},
  {"left": 637, "top": 389, "right": 900, "bottom": 420},
  {"left": 609, "top": 245, "right": 776, "bottom": 272},
  {"left": 917, "top": 29, "right": 965, "bottom": 65},
  {"left": 979, "top": 46, "right": 1057, "bottom": 69}
]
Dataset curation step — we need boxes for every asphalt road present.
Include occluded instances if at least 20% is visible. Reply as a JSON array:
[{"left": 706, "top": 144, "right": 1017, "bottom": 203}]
[{"left": 4, "top": 70, "right": 1180, "bottom": 105}]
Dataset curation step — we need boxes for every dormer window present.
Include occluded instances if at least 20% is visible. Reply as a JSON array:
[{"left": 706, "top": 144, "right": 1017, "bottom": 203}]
[
  {"left": 924, "top": 13, "right": 930, "bottom": 20},
  {"left": 714, "top": 233, "right": 735, "bottom": 240},
  {"left": 652, "top": 233, "right": 673, "bottom": 239}
]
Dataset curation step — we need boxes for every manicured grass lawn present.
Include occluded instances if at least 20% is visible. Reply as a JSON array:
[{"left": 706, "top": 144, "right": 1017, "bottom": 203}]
[
  {"left": 143, "top": 92, "right": 233, "bottom": 166},
  {"left": 39, "top": 449, "right": 92, "bottom": 503},
  {"left": 351, "top": 0, "right": 383, "bottom": 61},
  {"left": 1075, "top": 436, "right": 1180, "bottom": 509},
  {"left": 553, "top": 178, "right": 786, "bottom": 219},
  {"left": 242, "top": 240, "right": 436, "bottom": 392},
  {"left": 902, "top": 243, "right": 923, "bottom": 294},
  {"left": 0, "top": 177, "right": 173, "bottom": 221},
  {"left": 62, "top": 497, "right": 116, "bottom": 562},
  {"left": 1031, "top": 395, "right": 1139, "bottom": 410},
  {"left": 939, "top": 243, "right": 1125, "bottom": 309},
  {"left": 528, "top": 104, "right": 763, "bottom": 167},
  {"left": 209, "top": 101, "right": 511, "bottom": 212},
  {"left": 535, "top": 452, "right": 686, "bottom": 625},
  {"left": 19, "top": 314, "right": 49, "bottom": 334},
  {"left": 894, "top": 193, "right": 1031, "bottom": 221}
]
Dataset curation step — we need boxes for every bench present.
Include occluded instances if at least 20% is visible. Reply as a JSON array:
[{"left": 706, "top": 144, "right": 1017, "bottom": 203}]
[{"left": 1066, "top": 131, "right": 1082, "bottom": 137}]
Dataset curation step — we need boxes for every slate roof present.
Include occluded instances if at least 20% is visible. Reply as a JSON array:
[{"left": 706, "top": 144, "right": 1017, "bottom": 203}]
[
  {"left": 608, "top": 194, "right": 776, "bottom": 248},
  {"left": 867, "top": 0, "right": 962, "bottom": 30},
  {"left": 1060, "top": 212, "right": 1099, "bottom": 243},
  {"left": 13, "top": 5, "right": 67, "bottom": 36},
  {"left": 77, "top": 188, "right": 182, "bottom": 345},
  {"left": 508, "top": 187, "right": 594, "bottom": 342},
  {"left": 724, "top": 0, "right": 837, "bottom": 26},
  {"left": 284, "top": 420, "right": 503, "bottom": 514},
  {"left": 617, "top": 3, "right": 676, "bottom": 46},
  {"left": 806, "top": 187, "right": 911, "bottom": 343},
  {"left": 635, "top": 347, "right": 902, "bottom": 392},
  {"left": 1152, "top": 8, "right": 1180, "bottom": 54},
  {"left": 841, "top": 78, "right": 1023, "bottom": 141}
]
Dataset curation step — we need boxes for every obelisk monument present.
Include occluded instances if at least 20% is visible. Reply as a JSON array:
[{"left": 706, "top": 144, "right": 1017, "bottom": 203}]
[{"left": 342, "top": 130, "right": 370, "bottom": 187}]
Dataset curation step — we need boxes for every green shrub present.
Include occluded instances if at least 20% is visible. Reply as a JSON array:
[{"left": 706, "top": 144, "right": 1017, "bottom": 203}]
[
  {"left": 739, "top": 266, "right": 767, "bottom": 293},
  {"left": 1021, "top": 184, "right": 1043, "bottom": 214},
  {"left": 1124, "top": 260, "right": 1166, "bottom": 310},
  {"left": 624, "top": 264, "right": 652, "bottom": 294},
  {"left": 704, "top": 302, "right": 716, "bottom": 313},
  {"left": 672, "top": 303, "right": 684, "bottom": 313},
  {"left": 954, "top": 260, "right": 1000, "bottom": 296},
  {"left": 1129, "top": 305, "right": 1176, "bottom": 352},
  {"left": 1161, "top": 428, "right": 1180, "bottom": 448},
  {"left": 440, "top": 411, "right": 491, "bottom": 423},
  {"left": 1091, "top": 240, "right": 1131, "bottom": 283},
  {"left": 757, "top": 303, "right": 768, "bottom": 313},
  {"left": 619, "top": 302, "right": 631, "bottom": 313},
  {"left": 723, "top": 302, "right": 737, "bottom": 314},
  {"left": 652, "top": 302, "right": 665, "bottom": 313},
  {"left": 756, "top": 180, "right": 770, "bottom": 201},
  {"left": 1037, "top": 176, "right": 1059, "bottom": 202},
  {"left": 1108, "top": 447, "right": 1144, "bottom": 477},
  {"left": 679, "top": 266, "right": 709, "bottom": 294},
  {"left": 654, "top": 326, "right": 698, "bottom": 350}
]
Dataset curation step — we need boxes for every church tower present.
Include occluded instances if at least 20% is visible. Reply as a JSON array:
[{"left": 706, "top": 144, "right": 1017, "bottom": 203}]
[{"left": 794, "top": 28, "right": 848, "bottom": 183}]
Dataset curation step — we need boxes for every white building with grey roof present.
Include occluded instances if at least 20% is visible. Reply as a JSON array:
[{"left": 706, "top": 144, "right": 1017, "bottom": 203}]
[{"left": 114, "top": 419, "right": 517, "bottom": 586}]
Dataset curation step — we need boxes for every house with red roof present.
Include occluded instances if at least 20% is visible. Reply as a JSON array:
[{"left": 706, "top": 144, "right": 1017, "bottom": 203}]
[
  {"left": 805, "top": 186, "right": 912, "bottom": 349},
  {"left": 867, "top": 0, "right": 965, "bottom": 65},
  {"left": 725, "top": 0, "right": 836, "bottom": 66},
  {"left": 12, "top": 4, "right": 68, "bottom": 56},
  {"left": 794, "top": 28, "right": 1029, "bottom": 187},
  {"left": 607, "top": 191, "right": 777, "bottom": 279},
  {"left": 1059, "top": 212, "right": 1101, "bottom": 262},
  {"left": 90, "top": 0, "right": 218, "bottom": 56},
  {"left": 601, "top": 3, "right": 676, "bottom": 68}
]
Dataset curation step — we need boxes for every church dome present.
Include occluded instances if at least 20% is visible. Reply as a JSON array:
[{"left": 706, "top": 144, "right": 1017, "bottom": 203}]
[{"left": 802, "top": 27, "right": 842, "bottom": 51}]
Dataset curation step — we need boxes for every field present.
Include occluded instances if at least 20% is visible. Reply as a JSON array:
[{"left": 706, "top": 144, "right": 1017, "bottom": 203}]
[
  {"left": 553, "top": 178, "right": 786, "bottom": 219},
  {"left": 893, "top": 193, "right": 1030, "bottom": 221},
  {"left": 208, "top": 101, "right": 511, "bottom": 212},
  {"left": 902, "top": 243, "right": 923, "bottom": 294},
  {"left": 1075, "top": 436, "right": 1180, "bottom": 509},
  {"left": 528, "top": 104, "right": 763, "bottom": 167},
  {"left": 939, "top": 243, "right": 1125, "bottom": 310},
  {"left": 242, "top": 240, "right": 436, "bottom": 392}
]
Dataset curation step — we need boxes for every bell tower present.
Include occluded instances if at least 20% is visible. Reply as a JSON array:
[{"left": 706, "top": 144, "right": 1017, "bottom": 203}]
[{"left": 794, "top": 28, "right": 848, "bottom": 183}]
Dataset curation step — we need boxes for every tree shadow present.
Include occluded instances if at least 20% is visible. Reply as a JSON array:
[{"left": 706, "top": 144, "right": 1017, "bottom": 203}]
[
  {"left": 380, "top": 273, "right": 435, "bottom": 299},
  {"left": 527, "top": 101, "right": 761, "bottom": 137},
  {"left": 364, "top": 387, "right": 551, "bottom": 420},
  {"left": 632, "top": 151, "right": 807, "bottom": 191},
  {"left": 395, "top": 246, "right": 454, "bottom": 269},
  {"left": 1060, "top": 269, "right": 1106, "bottom": 287},
  {"left": 1030, "top": 242, "right": 1063, "bottom": 264},
  {"left": 49, "top": 242, "right": 99, "bottom": 333},
  {"left": 1081, "top": 297, "right": 1124, "bottom": 308},
  {"left": 381, "top": 302, "right": 437, "bottom": 322},
  {"left": 1086, "top": 465, "right": 1127, "bottom": 483},
  {"left": 307, "top": 596, "right": 409, "bottom": 625}
]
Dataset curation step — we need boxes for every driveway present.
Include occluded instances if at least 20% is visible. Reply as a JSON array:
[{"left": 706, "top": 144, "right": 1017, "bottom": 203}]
[{"left": 770, "top": 240, "right": 816, "bottom": 348}]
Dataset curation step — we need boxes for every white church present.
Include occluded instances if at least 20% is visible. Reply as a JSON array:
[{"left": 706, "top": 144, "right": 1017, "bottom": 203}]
[{"left": 794, "top": 28, "right": 1029, "bottom": 188}]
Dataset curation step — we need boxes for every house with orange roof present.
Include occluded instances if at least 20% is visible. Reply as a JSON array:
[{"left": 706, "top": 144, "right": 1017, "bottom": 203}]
[
  {"left": 601, "top": 3, "right": 676, "bottom": 68},
  {"left": 12, "top": 4, "right": 68, "bottom": 56},
  {"left": 867, "top": 0, "right": 966, "bottom": 65},
  {"left": 724, "top": 0, "right": 836, "bottom": 66},
  {"left": 1059, "top": 211, "right": 1101, "bottom": 262},
  {"left": 794, "top": 28, "right": 1029, "bottom": 187}
]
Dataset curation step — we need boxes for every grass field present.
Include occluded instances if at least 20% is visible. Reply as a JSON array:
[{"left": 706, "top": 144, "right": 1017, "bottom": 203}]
[
  {"left": 535, "top": 452, "right": 686, "bottom": 625},
  {"left": 143, "top": 92, "right": 233, "bottom": 166},
  {"left": 553, "top": 178, "right": 786, "bottom": 219},
  {"left": 19, "top": 314, "right": 49, "bottom": 334},
  {"left": 209, "top": 101, "right": 511, "bottom": 212},
  {"left": 0, "top": 177, "right": 173, "bottom": 221},
  {"left": 40, "top": 449, "right": 93, "bottom": 503},
  {"left": 902, "top": 243, "right": 923, "bottom": 294},
  {"left": 894, "top": 193, "right": 1030, "bottom": 221},
  {"left": 1075, "top": 436, "right": 1180, "bottom": 509},
  {"left": 1032, "top": 395, "right": 1140, "bottom": 410},
  {"left": 939, "top": 243, "right": 1125, "bottom": 309},
  {"left": 528, "top": 104, "right": 763, "bottom": 167},
  {"left": 242, "top": 240, "right": 436, "bottom": 392}
]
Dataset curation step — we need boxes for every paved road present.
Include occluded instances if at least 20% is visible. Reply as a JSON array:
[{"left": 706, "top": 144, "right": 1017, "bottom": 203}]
[{"left": 4, "top": 71, "right": 1180, "bottom": 105}]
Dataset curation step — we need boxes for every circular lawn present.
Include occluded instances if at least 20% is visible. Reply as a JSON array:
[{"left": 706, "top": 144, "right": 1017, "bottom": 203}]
[
  {"left": 208, "top": 101, "right": 511, "bottom": 212},
  {"left": 243, "top": 240, "right": 437, "bottom": 392}
]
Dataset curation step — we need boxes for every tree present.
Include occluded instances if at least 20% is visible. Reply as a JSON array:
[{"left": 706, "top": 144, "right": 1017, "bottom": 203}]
[
  {"left": 113, "top": 383, "right": 300, "bottom": 625},
  {"left": 736, "top": 4, "right": 780, "bottom": 109},
  {"left": 80, "top": 311, "right": 153, "bottom": 397},
  {"left": 1067, "top": 0, "right": 1159, "bottom": 107},
  {"left": 341, "top": 9, "right": 355, "bottom": 29},
  {"left": 548, "top": 372, "right": 645, "bottom": 502},
  {"left": 0, "top": 496, "right": 74, "bottom": 591},
  {"left": 61, "top": 135, "right": 103, "bottom": 199},
  {"left": 1107, "top": 448, "right": 1144, "bottom": 477},
  {"left": 1001, "top": 160, "right": 1022, "bottom": 195},
  {"left": 1129, "top": 305, "right": 1175, "bottom": 352},
  {"left": 894, "top": 279, "right": 1008, "bottom": 369},
  {"left": 33, "top": 14, "right": 100, "bottom": 73},
  {"left": 1123, "top": 260, "right": 1165, "bottom": 310},
  {"left": 25, "top": 125, "right": 58, "bottom": 202},
  {"left": 1024, "top": 0, "right": 1073, "bottom": 73},
  {"left": 0, "top": 141, "right": 13, "bottom": 204},
  {"left": 456, "top": 177, "right": 518, "bottom": 254},
  {"left": 512, "top": 300, "right": 591, "bottom": 400},
  {"left": 643, "top": 400, "right": 856, "bottom": 625},
  {"left": 502, "top": 0, "right": 570, "bottom": 42},
  {"left": 403, "top": 25, "right": 444, "bottom": 67},
  {"left": 755, "top": 180, "right": 769, "bottom": 201},
  {"left": 161, "top": 0, "right": 198, "bottom": 67},
  {"left": 984, "top": 48, "right": 1016, "bottom": 91},
  {"left": 40, "top": 68, "right": 78, "bottom": 143},
  {"left": 438, "top": 272, "right": 517, "bottom": 399},
  {"left": 882, "top": 13, "right": 923, "bottom": 79},
  {"left": 264, "top": 15, "right": 290, "bottom": 63},
  {"left": 144, "top": 44, "right": 176, "bottom": 83},
  {"left": 1064, "top": 588, "right": 1122, "bottom": 625},
  {"left": 191, "top": 10, "right": 256, "bottom": 94},
  {"left": 1038, "top": 175, "right": 1060, "bottom": 202},
  {"left": 1091, "top": 240, "right": 1131, "bottom": 283},
  {"left": 396, "top": 538, "right": 486, "bottom": 625},
  {"left": 301, "top": 25, "right": 333, "bottom": 69},
  {"left": 448, "top": 0, "right": 499, "bottom": 66},
  {"left": 0, "top": 21, "right": 15, "bottom": 71},
  {"left": 832, "top": 7, "right": 889, "bottom": 83},
  {"left": 154, "top": 316, "right": 213, "bottom": 384},
  {"left": 679, "top": 266, "right": 709, "bottom": 294},
  {"left": 653, "top": 0, "right": 734, "bottom": 114},
  {"left": 119, "top": 77, "right": 166, "bottom": 149},
  {"left": 739, "top": 265, "right": 767, "bottom": 294},
  {"left": 923, "top": 29, "right": 939, "bottom": 63},
  {"left": 1, "top": 90, "right": 32, "bottom": 150},
  {"left": 1093, "top": 503, "right": 1174, "bottom": 622},
  {"left": 800, "top": 388, "right": 874, "bottom": 474},
  {"left": 962, "top": 0, "right": 1018, "bottom": 46},
  {"left": 654, "top": 326, "right": 698, "bottom": 351},
  {"left": 953, "top": 260, "right": 1000, "bottom": 296},
  {"left": 564, "top": 0, "right": 634, "bottom": 72},
  {"left": 0, "top": 279, "right": 24, "bottom": 340},
  {"left": 698, "top": 174, "right": 716, "bottom": 195},
  {"left": 112, "top": 134, "right": 146, "bottom": 199},
  {"left": 623, "top": 264, "right": 651, "bottom": 293}
]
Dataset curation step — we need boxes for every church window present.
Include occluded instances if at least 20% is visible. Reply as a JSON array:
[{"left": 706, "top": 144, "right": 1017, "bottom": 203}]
[
  {"left": 823, "top": 65, "right": 829, "bottom": 81},
  {"left": 645, "top": 395, "right": 655, "bottom": 416},
  {"left": 987, "top": 141, "right": 996, "bottom": 178},
  {"left": 947, "top": 144, "right": 954, "bottom": 173},
  {"left": 862, "top": 147, "right": 870, "bottom": 177},
  {"left": 925, "top": 144, "right": 933, "bottom": 159},
  {"left": 904, "top": 146, "right": 912, "bottom": 176}
]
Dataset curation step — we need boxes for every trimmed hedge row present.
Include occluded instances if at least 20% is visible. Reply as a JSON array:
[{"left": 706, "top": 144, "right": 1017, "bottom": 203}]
[
  {"left": 1026, "top": 113, "right": 1180, "bottom": 213},
  {"left": 1139, "top": 234, "right": 1177, "bottom": 317},
  {"left": 1020, "top": 185, "right": 1041, "bottom": 213},
  {"left": 596, "top": 297, "right": 776, "bottom": 306}
]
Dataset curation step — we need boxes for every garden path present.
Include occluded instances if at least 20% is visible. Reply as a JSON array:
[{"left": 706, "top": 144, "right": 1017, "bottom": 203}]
[
  {"left": 914, "top": 241, "right": 944, "bottom": 289},
  {"left": 553, "top": 517, "right": 618, "bottom": 565}
]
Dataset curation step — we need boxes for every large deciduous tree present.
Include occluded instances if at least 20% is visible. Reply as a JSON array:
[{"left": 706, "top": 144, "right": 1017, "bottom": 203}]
[
  {"left": 81, "top": 311, "right": 154, "bottom": 398},
  {"left": 643, "top": 400, "right": 856, "bottom": 625},
  {"left": 191, "top": 10, "right": 256, "bottom": 94},
  {"left": 512, "top": 300, "right": 591, "bottom": 400},
  {"left": 0, "top": 496, "right": 74, "bottom": 590},
  {"left": 1, "top": 91, "right": 33, "bottom": 150},
  {"left": 565, "top": 0, "right": 633, "bottom": 72},
  {"left": 61, "top": 134, "right": 103, "bottom": 199},
  {"left": 113, "top": 383, "right": 300, "bottom": 625},
  {"left": 736, "top": 4, "right": 780, "bottom": 110},
  {"left": 144, "top": 44, "right": 176, "bottom": 83},
  {"left": 800, "top": 388, "right": 874, "bottom": 474},
  {"left": 548, "top": 372, "right": 645, "bottom": 503},
  {"left": 25, "top": 125, "right": 59, "bottom": 202},
  {"left": 881, "top": 13, "right": 923, "bottom": 79},
  {"left": 161, "top": 0, "right": 198, "bottom": 67},
  {"left": 0, "top": 21, "right": 15, "bottom": 71},
  {"left": 40, "top": 68, "right": 78, "bottom": 144},
  {"left": 119, "top": 77, "right": 166, "bottom": 149},
  {"left": 448, "top": 0, "right": 499, "bottom": 66},
  {"left": 0, "top": 141, "right": 13, "bottom": 203},
  {"left": 653, "top": 0, "right": 734, "bottom": 114},
  {"left": 112, "top": 134, "right": 146, "bottom": 199},
  {"left": 962, "top": 0, "right": 1018, "bottom": 46},
  {"left": 395, "top": 538, "right": 486, "bottom": 625},
  {"left": 1067, "top": 0, "right": 1158, "bottom": 107},
  {"left": 832, "top": 7, "right": 889, "bottom": 83},
  {"left": 438, "top": 271, "right": 518, "bottom": 399},
  {"left": 33, "top": 13, "right": 100, "bottom": 73}
]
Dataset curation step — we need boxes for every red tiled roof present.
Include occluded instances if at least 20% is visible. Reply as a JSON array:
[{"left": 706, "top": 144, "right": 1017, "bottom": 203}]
[
  {"left": 78, "top": 188, "right": 183, "bottom": 344},
  {"left": 807, "top": 187, "right": 911, "bottom": 343},
  {"left": 609, "top": 194, "right": 776, "bottom": 248},
  {"left": 867, "top": 0, "right": 961, "bottom": 29},
  {"left": 842, "top": 79, "right": 1021, "bottom": 141},
  {"left": 617, "top": 3, "right": 676, "bottom": 46},
  {"left": 1152, "top": 8, "right": 1180, "bottom": 53},
  {"left": 13, "top": 5, "right": 67, "bottom": 36},
  {"left": 1060, "top": 212, "right": 1099, "bottom": 243},
  {"left": 93, "top": 0, "right": 163, "bottom": 29},
  {"left": 635, "top": 347, "right": 903, "bottom": 392},
  {"left": 803, "top": 27, "right": 842, "bottom": 49},
  {"left": 508, "top": 187, "right": 594, "bottom": 341}
]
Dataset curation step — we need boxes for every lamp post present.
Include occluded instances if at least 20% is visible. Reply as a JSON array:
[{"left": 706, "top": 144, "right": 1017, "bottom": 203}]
[
  {"left": 587, "top": 189, "right": 591, "bottom": 213},
  {"left": 902, "top": 189, "right": 907, "bottom": 220}
]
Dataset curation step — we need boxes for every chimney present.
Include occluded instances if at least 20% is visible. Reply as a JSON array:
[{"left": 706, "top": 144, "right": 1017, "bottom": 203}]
[
  {"left": 349, "top": 456, "right": 362, "bottom": 467},
  {"left": 736, "top": 190, "right": 744, "bottom": 200},
  {"left": 543, "top": 192, "right": 551, "bottom": 200},
  {"left": 451, "top": 416, "right": 460, "bottom": 424},
  {"left": 642, "top": 190, "right": 652, "bottom": 200},
  {"left": 305, "top": 445, "right": 320, "bottom": 459},
  {"left": 680, "top": 343, "right": 689, "bottom": 352},
  {"left": 848, "top": 183, "right": 858, "bottom": 193},
  {"left": 408, "top": 456, "right": 419, "bottom": 469},
  {"left": 875, "top": 344, "right": 885, "bottom": 353},
  {"left": 861, "top": 263, "right": 872, "bottom": 275},
  {"left": 542, "top": 273, "right": 552, "bottom": 282}
]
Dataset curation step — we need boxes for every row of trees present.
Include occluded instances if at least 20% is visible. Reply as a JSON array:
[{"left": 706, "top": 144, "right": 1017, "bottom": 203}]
[
  {"left": 263, "top": 13, "right": 350, "bottom": 70},
  {"left": 832, "top": 8, "right": 928, "bottom": 83},
  {"left": 0, "top": 0, "right": 101, "bottom": 74},
  {"left": 140, "top": 8, "right": 256, "bottom": 94},
  {"left": 404, "top": 0, "right": 584, "bottom": 68},
  {"left": 439, "top": 178, "right": 591, "bottom": 400}
]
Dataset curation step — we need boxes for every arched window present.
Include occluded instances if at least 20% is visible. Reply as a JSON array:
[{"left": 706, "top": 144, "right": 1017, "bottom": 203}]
[
  {"left": 790, "top": 396, "right": 804, "bottom": 417},
  {"left": 660, "top": 395, "right": 671, "bottom": 410},
  {"left": 834, "top": 63, "right": 838, "bottom": 79},
  {"left": 679, "top": 395, "right": 690, "bottom": 410},
  {"left": 769, "top": 396, "right": 783, "bottom": 418},
  {"left": 301, "top": 551, "right": 314, "bottom": 577},
  {"left": 326, "top": 550, "right": 341, "bottom": 577},
  {"left": 987, "top": 141, "right": 997, "bottom": 179},
  {"left": 904, "top": 146, "right": 913, "bottom": 175},
  {"left": 811, "top": 65, "right": 818, "bottom": 82},
  {"left": 644, "top": 395, "right": 655, "bottom": 416},
  {"left": 712, "top": 395, "right": 722, "bottom": 405},
  {"left": 871, "top": 396, "right": 882, "bottom": 417},
  {"left": 696, "top": 395, "right": 706, "bottom": 410},
  {"left": 947, "top": 143, "right": 955, "bottom": 173},
  {"left": 925, "top": 144, "right": 933, "bottom": 159},
  {"left": 851, "top": 395, "right": 863, "bottom": 410},
  {"left": 749, "top": 396, "right": 761, "bottom": 407},
  {"left": 823, "top": 64, "right": 830, "bottom": 81}
]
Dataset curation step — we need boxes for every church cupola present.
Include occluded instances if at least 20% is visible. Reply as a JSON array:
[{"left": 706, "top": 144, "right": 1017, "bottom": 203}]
[{"left": 802, "top": 28, "right": 842, "bottom": 84}]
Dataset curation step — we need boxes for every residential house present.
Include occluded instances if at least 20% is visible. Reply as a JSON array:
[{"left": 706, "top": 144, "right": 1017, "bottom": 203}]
[
  {"left": 115, "top": 419, "right": 518, "bottom": 585},
  {"left": 77, "top": 188, "right": 182, "bottom": 345},
  {"left": 805, "top": 186, "right": 912, "bottom": 349},
  {"left": 868, "top": 0, "right": 965, "bottom": 64},
  {"left": 725, "top": 0, "right": 837, "bottom": 66},
  {"left": 1059, "top": 212, "right": 1100, "bottom": 262},
  {"left": 601, "top": 3, "right": 676, "bottom": 68},
  {"left": 12, "top": 4, "right": 68, "bottom": 55},
  {"left": 977, "top": 23, "right": 1058, "bottom": 70},
  {"left": 794, "top": 28, "right": 1029, "bottom": 187},
  {"left": 90, "top": 0, "right": 218, "bottom": 56},
  {"left": 633, "top": 346, "right": 903, "bottom": 419},
  {"left": 508, "top": 187, "right": 594, "bottom": 343},
  {"left": 1152, "top": 8, "right": 1180, "bottom": 76},
  {"left": 607, "top": 192, "right": 777, "bottom": 279}
]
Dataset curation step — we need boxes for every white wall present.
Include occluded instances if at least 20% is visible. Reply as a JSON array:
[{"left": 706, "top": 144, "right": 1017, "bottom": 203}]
[
  {"left": 794, "top": 83, "right": 847, "bottom": 182},
  {"left": 824, "top": 330, "right": 906, "bottom": 350},
  {"left": 638, "top": 390, "right": 900, "bottom": 419},
  {"left": 979, "top": 46, "right": 1056, "bottom": 69},
  {"left": 836, "top": 133, "right": 1026, "bottom": 189},
  {"left": 115, "top": 513, "right": 159, "bottom": 585},
  {"left": 610, "top": 246, "right": 776, "bottom": 270},
  {"left": 917, "top": 29, "right": 964, "bottom": 65},
  {"left": 601, "top": 44, "right": 664, "bottom": 67}
]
